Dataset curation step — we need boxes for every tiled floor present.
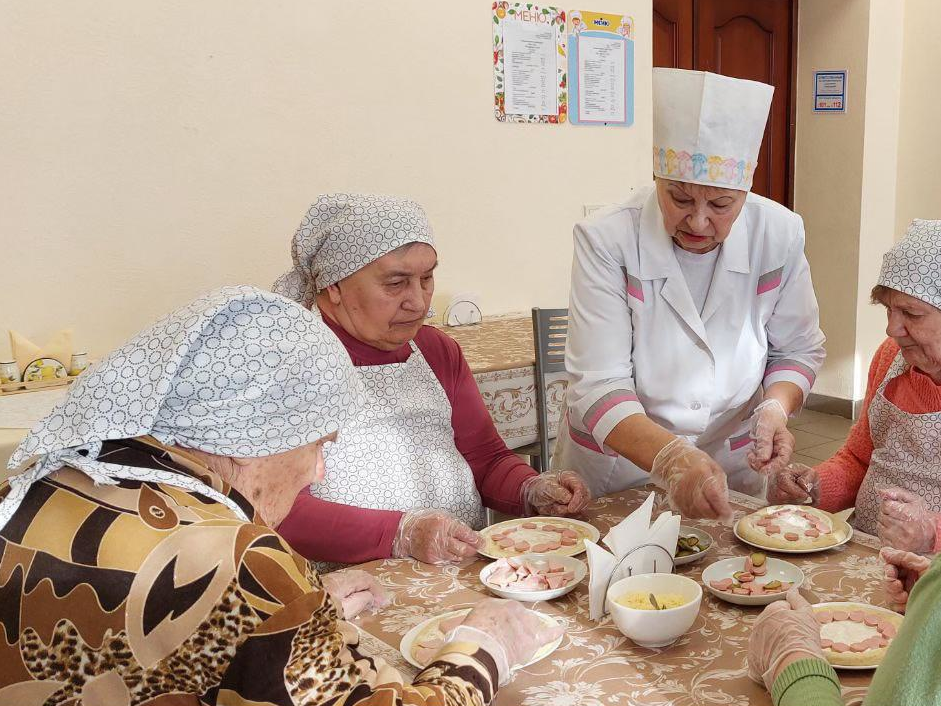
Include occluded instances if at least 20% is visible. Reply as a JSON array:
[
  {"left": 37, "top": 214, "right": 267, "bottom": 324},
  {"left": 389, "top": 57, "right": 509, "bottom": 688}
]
[{"left": 787, "top": 408, "right": 854, "bottom": 465}]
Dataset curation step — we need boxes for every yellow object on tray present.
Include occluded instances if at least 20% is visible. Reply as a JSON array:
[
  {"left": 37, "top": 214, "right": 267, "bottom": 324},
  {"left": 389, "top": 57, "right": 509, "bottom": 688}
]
[{"left": 616, "top": 591, "right": 689, "bottom": 610}]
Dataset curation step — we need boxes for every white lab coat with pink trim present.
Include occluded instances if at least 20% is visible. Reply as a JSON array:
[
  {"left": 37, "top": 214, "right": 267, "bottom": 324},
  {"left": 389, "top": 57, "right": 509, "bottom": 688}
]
[{"left": 552, "top": 186, "right": 825, "bottom": 497}]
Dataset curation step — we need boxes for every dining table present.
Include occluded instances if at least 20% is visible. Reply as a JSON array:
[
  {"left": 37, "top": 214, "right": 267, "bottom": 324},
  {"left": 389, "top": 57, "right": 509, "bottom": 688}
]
[
  {"left": 349, "top": 488, "right": 879, "bottom": 706},
  {"left": 435, "top": 314, "right": 567, "bottom": 451}
]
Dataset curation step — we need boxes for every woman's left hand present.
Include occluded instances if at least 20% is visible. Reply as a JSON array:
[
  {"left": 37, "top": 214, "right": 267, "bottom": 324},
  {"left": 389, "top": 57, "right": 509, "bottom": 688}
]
[
  {"left": 522, "top": 470, "right": 592, "bottom": 516},
  {"left": 748, "top": 399, "right": 795, "bottom": 474},
  {"left": 321, "top": 569, "right": 390, "bottom": 619}
]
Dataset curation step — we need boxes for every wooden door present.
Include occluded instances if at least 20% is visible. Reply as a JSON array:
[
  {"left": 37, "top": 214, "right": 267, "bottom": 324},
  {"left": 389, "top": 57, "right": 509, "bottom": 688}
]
[
  {"left": 653, "top": 0, "right": 693, "bottom": 69},
  {"left": 652, "top": 0, "right": 796, "bottom": 206}
]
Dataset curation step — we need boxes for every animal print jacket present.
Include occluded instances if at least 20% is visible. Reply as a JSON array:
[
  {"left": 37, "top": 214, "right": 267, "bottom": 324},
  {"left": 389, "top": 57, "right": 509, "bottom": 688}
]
[{"left": 0, "top": 436, "right": 498, "bottom": 705}]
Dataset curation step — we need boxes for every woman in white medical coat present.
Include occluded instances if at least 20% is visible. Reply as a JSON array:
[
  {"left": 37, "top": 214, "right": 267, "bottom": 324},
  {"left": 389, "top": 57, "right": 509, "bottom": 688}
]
[{"left": 553, "top": 69, "right": 826, "bottom": 519}]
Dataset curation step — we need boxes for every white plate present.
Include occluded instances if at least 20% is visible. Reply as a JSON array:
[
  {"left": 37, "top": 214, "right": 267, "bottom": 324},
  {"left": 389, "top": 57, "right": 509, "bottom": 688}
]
[
  {"left": 674, "top": 526, "right": 713, "bottom": 566},
  {"left": 733, "top": 515, "right": 853, "bottom": 554},
  {"left": 812, "top": 601, "right": 902, "bottom": 670},
  {"left": 478, "top": 517, "right": 600, "bottom": 559},
  {"left": 479, "top": 554, "right": 587, "bottom": 601},
  {"left": 399, "top": 607, "right": 563, "bottom": 669},
  {"left": 702, "top": 556, "right": 804, "bottom": 606}
]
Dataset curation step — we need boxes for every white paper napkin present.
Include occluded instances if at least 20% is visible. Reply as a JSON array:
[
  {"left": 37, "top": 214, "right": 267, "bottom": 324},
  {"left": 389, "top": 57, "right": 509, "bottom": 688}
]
[{"left": 586, "top": 491, "right": 681, "bottom": 620}]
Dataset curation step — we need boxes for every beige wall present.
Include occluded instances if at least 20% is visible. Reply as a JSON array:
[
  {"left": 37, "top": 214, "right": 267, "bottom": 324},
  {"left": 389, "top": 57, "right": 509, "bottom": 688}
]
[
  {"left": 794, "top": 0, "right": 870, "bottom": 400},
  {"left": 0, "top": 1, "right": 653, "bottom": 360},
  {"left": 895, "top": 0, "right": 941, "bottom": 236},
  {"left": 855, "top": 0, "right": 904, "bottom": 397}
]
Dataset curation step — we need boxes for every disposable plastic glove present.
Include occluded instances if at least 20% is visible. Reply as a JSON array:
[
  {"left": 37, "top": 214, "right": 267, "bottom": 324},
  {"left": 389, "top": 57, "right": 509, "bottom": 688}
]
[
  {"left": 392, "top": 509, "right": 482, "bottom": 565},
  {"left": 747, "top": 588, "right": 825, "bottom": 692},
  {"left": 521, "top": 470, "right": 592, "bottom": 516},
  {"left": 650, "top": 438, "right": 734, "bottom": 522},
  {"left": 747, "top": 399, "right": 795, "bottom": 474},
  {"left": 877, "top": 487, "right": 939, "bottom": 554},
  {"left": 321, "top": 569, "right": 390, "bottom": 619},
  {"left": 765, "top": 463, "right": 819, "bottom": 505},
  {"left": 881, "top": 546, "right": 931, "bottom": 613},
  {"left": 457, "top": 597, "right": 564, "bottom": 683}
]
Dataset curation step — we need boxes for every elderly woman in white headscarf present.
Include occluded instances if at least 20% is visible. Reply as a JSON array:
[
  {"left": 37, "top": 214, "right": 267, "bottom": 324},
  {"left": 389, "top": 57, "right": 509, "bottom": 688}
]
[
  {"left": 0, "top": 286, "right": 559, "bottom": 706},
  {"left": 766, "top": 219, "right": 941, "bottom": 552},
  {"left": 273, "top": 193, "right": 591, "bottom": 567}
]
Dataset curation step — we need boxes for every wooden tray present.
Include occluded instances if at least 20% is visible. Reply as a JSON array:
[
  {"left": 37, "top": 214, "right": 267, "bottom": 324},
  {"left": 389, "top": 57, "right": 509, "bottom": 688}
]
[{"left": 0, "top": 377, "right": 77, "bottom": 396}]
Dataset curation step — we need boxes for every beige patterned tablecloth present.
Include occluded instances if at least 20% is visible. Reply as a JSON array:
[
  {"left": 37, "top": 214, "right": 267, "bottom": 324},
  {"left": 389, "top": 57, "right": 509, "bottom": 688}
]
[
  {"left": 437, "top": 316, "right": 567, "bottom": 450},
  {"left": 351, "top": 489, "right": 880, "bottom": 706}
]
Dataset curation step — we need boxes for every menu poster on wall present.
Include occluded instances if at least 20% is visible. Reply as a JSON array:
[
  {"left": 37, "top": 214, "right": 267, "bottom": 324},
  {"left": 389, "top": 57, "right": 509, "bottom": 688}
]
[
  {"left": 493, "top": 2, "right": 567, "bottom": 124},
  {"left": 567, "top": 10, "right": 634, "bottom": 126}
]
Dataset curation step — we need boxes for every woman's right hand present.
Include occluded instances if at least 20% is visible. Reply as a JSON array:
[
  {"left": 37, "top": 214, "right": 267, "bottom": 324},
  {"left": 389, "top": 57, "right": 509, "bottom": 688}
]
[
  {"left": 392, "top": 509, "right": 482, "bottom": 565},
  {"left": 460, "top": 598, "right": 564, "bottom": 668},
  {"left": 881, "top": 546, "right": 931, "bottom": 613},
  {"left": 765, "top": 463, "right": 819, "bottom": 505},
  {"left": 650, "top": 438, "right": 734, "bottom": 522}
]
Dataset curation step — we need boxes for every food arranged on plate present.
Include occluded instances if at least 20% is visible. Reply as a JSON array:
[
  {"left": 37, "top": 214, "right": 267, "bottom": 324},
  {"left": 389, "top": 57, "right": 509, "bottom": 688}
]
[
  {"left": 479, "top": 517, "right": 599, "bottom": 559},
  {"left": 484, "top": 556, "right": 576, "bottom": 592},
  {"left": 676, "top": 532, "right": 709, "bottom": 558},
  {"left": 701, "top": 554, "right": 805, "bottom": 606},
  {"left": 736, "top": 504, "right": 851, "bottom": 551},
  {"left": 813, "top": 602, "right": 903, "bottom": 668},
  {"left": 674, "top": 526, "right": 712, "bottom": 565},
  {"left": 708, "top": 553, "right": 793, "bottom": 596},
  {"left": 401, "top": 608, "right": 563, "bottom": 669}
]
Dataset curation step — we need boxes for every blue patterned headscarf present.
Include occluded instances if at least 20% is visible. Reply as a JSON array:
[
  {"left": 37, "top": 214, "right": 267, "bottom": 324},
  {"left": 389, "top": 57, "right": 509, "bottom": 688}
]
[{"left": 1, "top": 286, "right": 363, "bottom": 528}]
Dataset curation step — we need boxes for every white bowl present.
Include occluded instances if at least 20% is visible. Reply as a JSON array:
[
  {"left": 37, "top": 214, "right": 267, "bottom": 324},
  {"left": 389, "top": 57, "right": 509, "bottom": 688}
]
[
  {"left": 674, "top": 526, "right": 713, "bottom": 566},
  {"left": 606, "top": 573, "right": 702, "bottom": 647},
  {"left": 701, "top": 556, "right": 805, "bottom": 606},
  {"left": 479, "top": 554, "right": 586, "bottom": 601}
]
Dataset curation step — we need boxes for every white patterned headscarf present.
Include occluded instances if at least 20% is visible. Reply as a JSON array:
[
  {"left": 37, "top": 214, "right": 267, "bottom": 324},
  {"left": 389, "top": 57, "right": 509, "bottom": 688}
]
[
  {"left": 878, "top": 219, "right": 941, "bottom": 311},
  {"left": 1, "top": 286, "right": 364, "bottom": 529},
  {"left": 272, "top": 193, "right": 436, "bottom": 308}
]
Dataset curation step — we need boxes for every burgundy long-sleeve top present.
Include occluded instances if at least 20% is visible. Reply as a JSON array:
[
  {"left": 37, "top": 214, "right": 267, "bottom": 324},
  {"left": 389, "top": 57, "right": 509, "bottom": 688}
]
[{"left": 277, "top": 315, "right": 538, "bottom": 564}]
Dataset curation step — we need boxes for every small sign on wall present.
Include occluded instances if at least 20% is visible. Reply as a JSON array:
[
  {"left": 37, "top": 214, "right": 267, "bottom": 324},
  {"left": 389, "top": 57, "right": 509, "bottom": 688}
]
[{"left": 813, "top": 70, "right": 847, "bottom": 113}]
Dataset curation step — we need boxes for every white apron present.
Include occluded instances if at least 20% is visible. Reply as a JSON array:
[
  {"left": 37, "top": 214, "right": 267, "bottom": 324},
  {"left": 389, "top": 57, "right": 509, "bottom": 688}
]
[
  {"left": 311, "top": 341, "right": 486, "bottom": 530},
  {"left": 855, "top": 352, "right": 941, "bottom": 535}
]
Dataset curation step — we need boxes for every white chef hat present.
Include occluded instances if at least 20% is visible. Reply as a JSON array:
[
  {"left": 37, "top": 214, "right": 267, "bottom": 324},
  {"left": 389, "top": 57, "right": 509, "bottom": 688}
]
[
  {"left": 272, "top": 193, "right": 436, "bottom": 309},
  {"left": 652, "top": 68, "right": 774, "bottom": 192},
  {"left": 878, "top": 219, "right": 941, "bottom": 311}
]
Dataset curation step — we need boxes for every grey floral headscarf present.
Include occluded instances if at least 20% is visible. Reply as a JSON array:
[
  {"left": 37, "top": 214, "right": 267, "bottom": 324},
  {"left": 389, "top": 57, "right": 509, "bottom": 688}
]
[
  {"left": 878, "top": 219, "right": 941, "bottom": 311},
  {"left": 272, "top": 193, "right": 435, "bottom": 308}
]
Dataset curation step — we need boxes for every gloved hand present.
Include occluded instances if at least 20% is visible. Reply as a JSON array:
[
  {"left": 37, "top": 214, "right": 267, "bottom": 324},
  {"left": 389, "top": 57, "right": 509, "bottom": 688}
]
[
  {"left": 765, "top": 463, "right": 819, "bottom": 505},
  {"left": 747, "top": 399, "right": 795, "bottom": 474},
  {"left": 881, "top": 546, "right": 931, "bottom": 613},
  {"left": 521, "top": 470, "right": 592, "bottom": 516},
  {"left": 321, "top": 569, "right": 390, "bottom": 619},
  {"left": 392, "top": 509, "right": 483, "bottom": 565},
  {"left": 459, "top": 598, "right": 564, "bottom": 675},
  {"left": 877, "top": 487, "right": 939, "bottom": 553},
  {"left": 747, "top": 588, "right": 825, "bottom": 691},
  {"left": 650, "top": 438, "right": 734, "bottom": 522}
]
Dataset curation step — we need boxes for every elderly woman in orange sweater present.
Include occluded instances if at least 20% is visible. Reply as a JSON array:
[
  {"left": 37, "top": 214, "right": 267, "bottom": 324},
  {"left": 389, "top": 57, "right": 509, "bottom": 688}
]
[{"left": 767, "top": 219, "right": 941, "bottom": 553}]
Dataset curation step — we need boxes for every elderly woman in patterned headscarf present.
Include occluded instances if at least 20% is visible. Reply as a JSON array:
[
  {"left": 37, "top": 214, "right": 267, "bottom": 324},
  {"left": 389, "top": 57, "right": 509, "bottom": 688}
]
[
  {"left": 0, "top": 286, "right": 560, "bottom": 705},
  {"left": 766, "top": 220, "right": 941, "bottom": 553},
  {"left": 273, "top": 193, "right": 591, "bottom": 568}
]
